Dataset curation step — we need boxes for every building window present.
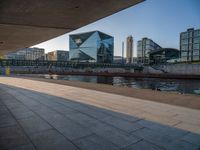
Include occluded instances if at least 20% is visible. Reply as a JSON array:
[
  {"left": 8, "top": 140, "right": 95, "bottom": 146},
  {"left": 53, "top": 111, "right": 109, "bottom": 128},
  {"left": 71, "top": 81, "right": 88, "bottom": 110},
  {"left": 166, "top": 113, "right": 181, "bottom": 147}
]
[
  {"left": 194, "top": 30, "right": 200, "bottom": 37},
  {"left": 194, "top": 37, "right": 200, "bottom": 44},
  {"left": 181, "top": 51, "right": 188, "bottom": 57},
  {"left": 181, "top": 33, "right": 188, "bottom": 39},
  {"left": 181, "top": 45, "right": 188, "bottom": 51},
  {"left": 193, "top": 44, "right": 200, "bottom": 50},
  {"left": 181, "top": 39, "right": 188, "bottom": 44}
]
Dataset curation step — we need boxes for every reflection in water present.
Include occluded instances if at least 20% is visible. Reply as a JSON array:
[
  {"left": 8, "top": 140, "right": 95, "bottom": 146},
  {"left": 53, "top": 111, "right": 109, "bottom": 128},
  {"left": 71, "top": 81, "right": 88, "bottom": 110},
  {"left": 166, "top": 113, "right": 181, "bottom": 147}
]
[{"left": 43, "top": 74, "right": 200, "bottom": 95}]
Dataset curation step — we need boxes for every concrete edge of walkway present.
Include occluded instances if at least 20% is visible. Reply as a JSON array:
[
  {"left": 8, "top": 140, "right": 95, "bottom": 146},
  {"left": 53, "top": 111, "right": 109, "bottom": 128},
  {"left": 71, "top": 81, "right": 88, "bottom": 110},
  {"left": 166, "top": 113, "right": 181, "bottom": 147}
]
[{"left": 6, "top": 75, "right": 200, "bottom": 110}]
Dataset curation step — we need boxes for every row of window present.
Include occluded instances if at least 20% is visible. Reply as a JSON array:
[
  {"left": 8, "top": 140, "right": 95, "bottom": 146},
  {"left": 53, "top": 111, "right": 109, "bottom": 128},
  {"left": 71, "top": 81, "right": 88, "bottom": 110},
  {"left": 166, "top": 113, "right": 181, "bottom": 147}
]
[
  {"left": 181, "top": 30, "right": 200, "bottom": 39},
  {"left": 180, "top": 37, "right": 200, "bottom": 44},
  {"left": 181, "top": 43, "right": 200, "bottom": 50},
  {"left": 181, "top": 50, "right": 200, "bottom": 57},
  {"left": 181, "top": 37, "right": 200, "bottom": 45}
]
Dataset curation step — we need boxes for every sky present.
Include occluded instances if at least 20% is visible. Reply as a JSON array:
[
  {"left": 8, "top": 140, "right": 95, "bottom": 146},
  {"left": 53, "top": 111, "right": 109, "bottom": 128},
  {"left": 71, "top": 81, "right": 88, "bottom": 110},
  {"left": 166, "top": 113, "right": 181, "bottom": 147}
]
[{"left": 33, "top": 0, "right": 200, "bottom": 57}]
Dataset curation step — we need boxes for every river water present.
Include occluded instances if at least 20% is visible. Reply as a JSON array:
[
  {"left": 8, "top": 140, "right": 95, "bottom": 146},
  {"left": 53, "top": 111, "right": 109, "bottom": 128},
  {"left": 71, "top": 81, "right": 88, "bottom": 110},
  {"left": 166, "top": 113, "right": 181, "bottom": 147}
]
[{"left": 35, "top": 74, "right": 200, "bottom": 95}]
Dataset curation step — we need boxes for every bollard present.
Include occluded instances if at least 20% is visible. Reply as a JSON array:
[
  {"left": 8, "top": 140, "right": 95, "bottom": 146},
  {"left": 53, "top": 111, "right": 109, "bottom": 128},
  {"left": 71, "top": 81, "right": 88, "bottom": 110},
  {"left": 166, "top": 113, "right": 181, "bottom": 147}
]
[{"left": 5, "top": 66, "right": 10, "bottom": 76}]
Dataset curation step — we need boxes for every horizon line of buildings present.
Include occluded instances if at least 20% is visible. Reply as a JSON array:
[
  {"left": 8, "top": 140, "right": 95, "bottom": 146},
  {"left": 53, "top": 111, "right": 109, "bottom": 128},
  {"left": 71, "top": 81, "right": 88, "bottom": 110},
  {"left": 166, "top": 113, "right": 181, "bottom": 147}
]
[
  {"left": 122, "top": 27, "right": 200, "bottom": 64},
  {"left": 3, "top": 28, "right": 200, "bottom": 64},
  {"left": 4, "top": 48, "right": 69, "bottom": 62}
]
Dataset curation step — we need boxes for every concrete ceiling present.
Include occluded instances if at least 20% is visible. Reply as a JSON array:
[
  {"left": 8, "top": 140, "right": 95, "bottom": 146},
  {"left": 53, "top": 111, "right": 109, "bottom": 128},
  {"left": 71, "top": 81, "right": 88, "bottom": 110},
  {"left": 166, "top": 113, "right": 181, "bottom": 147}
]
[{"left": 0, "top": 0, "right": 143, "bottom": 54}]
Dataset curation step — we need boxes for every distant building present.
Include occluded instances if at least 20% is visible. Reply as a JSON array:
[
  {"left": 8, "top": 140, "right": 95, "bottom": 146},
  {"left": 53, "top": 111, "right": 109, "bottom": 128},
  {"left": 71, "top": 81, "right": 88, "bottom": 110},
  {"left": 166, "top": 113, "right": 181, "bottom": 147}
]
[
  {"left": 180, "top": 28, "right": 200, "bottom": 61},
  {"left": 5, "top": 47, "right": 44, "bottom": 60},
  {"left": 46, "top": 51, "right": 55, "bottom": 61},
  {"left": 44, "top": 54, "right": 48, "bottom": 61},
  {"left": 113, "top": 56, "right": 123, "bottom": 64},
  {"left": 5, "top": 50, "right": 26, "bottom": 60},
  {"left": 46, "top": 50, "right": 69, "bottom": 61},
  {"left": 149, "top": 48, "right": 180, "bottom": 64},
  {"left": 25, "top": 48, "right": 45, "bottom": 60},
  {"left": 69, "top": 31, "right": 114, "bottom": 63},
  {"left": 137, "top": 38, "right": 162, "bottom": 64},
  {"left": 126, "top": 36, "right": 133, "bottom": 63},
  {"left": 132, "top": 57, "right": 138, "bottom": 64}
]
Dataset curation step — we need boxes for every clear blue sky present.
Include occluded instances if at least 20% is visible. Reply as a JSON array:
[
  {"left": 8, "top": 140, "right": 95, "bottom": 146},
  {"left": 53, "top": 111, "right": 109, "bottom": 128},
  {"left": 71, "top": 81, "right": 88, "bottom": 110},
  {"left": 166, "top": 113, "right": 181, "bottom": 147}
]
[{"left": 33, "top": 0, "right": 200, "bottom": 57}]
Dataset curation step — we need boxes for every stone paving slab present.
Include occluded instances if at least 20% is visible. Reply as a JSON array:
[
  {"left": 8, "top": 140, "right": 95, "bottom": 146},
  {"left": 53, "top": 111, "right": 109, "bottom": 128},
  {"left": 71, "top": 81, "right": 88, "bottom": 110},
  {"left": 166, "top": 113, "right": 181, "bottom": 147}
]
[
  {"left": 11, "top": 144, "right": 36, "bottom": 150},
  {"left": 63, "top": 111, "right": 100, "bottom": 128},
  {"left": 56, "top": 124, "right": 92, "bottom": 141},
  {"left": 90, "top": 121, "right": 142, "bottom": 148},
  {"left": 11, "top": 109, "right": 36, "bottom": 120},
  {"left": 132, "top": 127, "right": 176, "bottom": 148},
  {"left": 124, "top": 140, "right": 164, "bottom": 150},
  {"left": 18, "top": 116, "right": 53, "bottom": 135},
  {"left": 29, "top": 129, "right": 78, "bottom": 150},
  {"left": 100, "top": 116, "right": 143, "bottom": 133},
  {"left": 74, "top": 134, "right": 119, "bottom": 150},
  {"left": 0, "top": 77, "right": 200, "bottom": 150},
  {"left": 181, "top": 133, "right": 200, "bottom": 146},
  {"left": 165, "top": 140, "right": 199, "bottom": 150},
  {"left": 137, "top": 120, "right": 188, "bottom": 139},
  {"left": 0, "top": 125, "right": 31, "bottom": 149},
  {"left": 0, "top": 113, "right": 17, "bottom": 128}
]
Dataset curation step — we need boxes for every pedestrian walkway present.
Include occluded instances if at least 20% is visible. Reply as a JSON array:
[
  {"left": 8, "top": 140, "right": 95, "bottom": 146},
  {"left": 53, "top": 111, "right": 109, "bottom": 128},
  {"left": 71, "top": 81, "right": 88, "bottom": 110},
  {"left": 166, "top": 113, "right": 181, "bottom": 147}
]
[{"left": 0, "top": 77, "right": 200, "bottom": 150}]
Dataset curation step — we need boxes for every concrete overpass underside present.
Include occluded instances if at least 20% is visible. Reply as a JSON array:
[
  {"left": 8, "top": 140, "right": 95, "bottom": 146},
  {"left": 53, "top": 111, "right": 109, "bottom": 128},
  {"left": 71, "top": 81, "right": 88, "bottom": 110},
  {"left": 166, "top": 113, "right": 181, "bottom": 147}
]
[{"left": 0, "top": 0, "right": 143, "bottom": 54}]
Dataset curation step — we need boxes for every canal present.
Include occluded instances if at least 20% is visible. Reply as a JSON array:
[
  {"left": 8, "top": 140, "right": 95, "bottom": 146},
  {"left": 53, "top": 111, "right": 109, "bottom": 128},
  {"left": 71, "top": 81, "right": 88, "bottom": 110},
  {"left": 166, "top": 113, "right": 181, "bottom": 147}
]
[{"left": 29, "top": 74, "right": 200, "bottom": 95}]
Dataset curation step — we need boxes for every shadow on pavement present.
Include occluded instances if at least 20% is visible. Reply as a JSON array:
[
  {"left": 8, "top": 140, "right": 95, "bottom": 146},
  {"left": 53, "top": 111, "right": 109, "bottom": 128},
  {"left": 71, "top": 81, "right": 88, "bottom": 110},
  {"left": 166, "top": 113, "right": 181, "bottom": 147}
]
[{"left": 0, "top": 83, "right": 200, "bottom": 150}]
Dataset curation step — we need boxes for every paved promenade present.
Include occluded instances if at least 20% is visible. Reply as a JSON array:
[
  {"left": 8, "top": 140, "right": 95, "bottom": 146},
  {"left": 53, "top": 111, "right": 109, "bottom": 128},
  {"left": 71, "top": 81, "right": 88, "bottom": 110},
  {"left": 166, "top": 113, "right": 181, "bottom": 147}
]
[{"left": 0, "top": 77, "right": 200, "bottom": 150}]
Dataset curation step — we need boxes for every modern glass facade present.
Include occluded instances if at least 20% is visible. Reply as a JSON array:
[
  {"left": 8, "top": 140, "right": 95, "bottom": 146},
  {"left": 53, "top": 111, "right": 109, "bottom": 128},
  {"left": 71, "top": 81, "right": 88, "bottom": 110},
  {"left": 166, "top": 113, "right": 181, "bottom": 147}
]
[
  {"left": 149, "top": 48, "right": 180, "bottom": 64},
  {"left": 180, "top": 28, "right": 200, "bottom": 61},
  {"left": 69, "top": 31, "right": 114, "bottom": 63},
  {"left": 56, "top": 50, "right": 69, "bottom": 61},
  {"left": 137, "top": 38, "right": 162, "bottom": 64}
]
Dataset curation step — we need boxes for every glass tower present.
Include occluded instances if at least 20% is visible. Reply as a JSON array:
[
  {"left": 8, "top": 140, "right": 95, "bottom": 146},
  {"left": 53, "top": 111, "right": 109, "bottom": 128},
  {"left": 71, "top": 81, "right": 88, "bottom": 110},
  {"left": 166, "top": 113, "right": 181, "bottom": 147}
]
[
  {"left": 69, "top": 31, "right": 114, "bottom": 63},
  {"left": 137, "top": 38, "right": 162, "bottom": 64}
]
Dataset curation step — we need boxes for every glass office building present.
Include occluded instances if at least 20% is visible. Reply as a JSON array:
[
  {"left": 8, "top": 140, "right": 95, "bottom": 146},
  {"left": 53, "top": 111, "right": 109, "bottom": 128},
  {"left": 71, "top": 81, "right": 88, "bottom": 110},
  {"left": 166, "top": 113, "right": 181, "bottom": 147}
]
[
  {"left": 25, "top": 48, "right": 45, "bottom": 60},
  {"left": 137, "top": 38, "right": 162, "bottom": 64},
  {"left": 149, "top": 48, "right": 179, "bottom": 64},
  {"left": 180, "top": 28, "right": 200, "bottom": 61},
  {"left": 69, "top": 31, "right": 114, "bottom": 63}
]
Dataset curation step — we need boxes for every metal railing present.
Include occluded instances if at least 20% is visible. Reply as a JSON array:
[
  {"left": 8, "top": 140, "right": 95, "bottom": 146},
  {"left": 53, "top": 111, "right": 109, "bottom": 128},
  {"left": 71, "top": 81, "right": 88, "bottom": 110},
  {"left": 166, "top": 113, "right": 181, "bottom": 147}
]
[{"left": 0, "top": 59, "right": 143, "bottom": 70}]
